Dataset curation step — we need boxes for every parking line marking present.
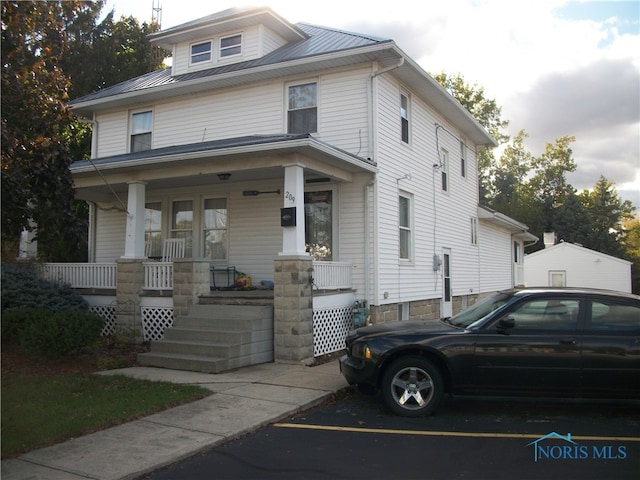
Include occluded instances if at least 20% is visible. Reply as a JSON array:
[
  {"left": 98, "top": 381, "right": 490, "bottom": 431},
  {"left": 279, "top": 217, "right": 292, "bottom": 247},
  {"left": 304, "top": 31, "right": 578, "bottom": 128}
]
[{"left": 274, "top": 423, "right": 640, "bottom": 442}]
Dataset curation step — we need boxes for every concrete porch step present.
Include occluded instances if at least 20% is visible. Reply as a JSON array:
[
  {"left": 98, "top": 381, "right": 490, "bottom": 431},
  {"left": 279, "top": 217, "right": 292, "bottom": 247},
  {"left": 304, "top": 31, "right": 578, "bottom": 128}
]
[
  {"left": 148, "top": 338, "right": 273, "bottom": 358},
  {"left": 138, "top": 302, "right": 275, "bottom": 374},
  {"left": 137, "top": 352, "right": 229, "bottom": 374},
  {"left": 163, "top": 327, "right": 272, "bottom": 344}
]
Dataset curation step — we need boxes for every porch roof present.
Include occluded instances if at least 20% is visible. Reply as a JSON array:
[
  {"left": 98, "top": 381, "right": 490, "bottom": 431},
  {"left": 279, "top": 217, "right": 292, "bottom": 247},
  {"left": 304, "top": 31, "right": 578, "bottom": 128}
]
[
  {"left": 71, "top": 134, "right": 378, "bottom": 197},
  {"left": 478, "top": 205, "right": 538, "bottom": 242}
]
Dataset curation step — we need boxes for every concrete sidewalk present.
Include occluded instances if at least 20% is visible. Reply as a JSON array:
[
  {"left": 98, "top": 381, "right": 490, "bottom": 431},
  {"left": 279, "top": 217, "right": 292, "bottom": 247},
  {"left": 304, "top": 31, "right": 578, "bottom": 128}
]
[{"left": 2, "top": 360, "right": 347, "bottom": 480}]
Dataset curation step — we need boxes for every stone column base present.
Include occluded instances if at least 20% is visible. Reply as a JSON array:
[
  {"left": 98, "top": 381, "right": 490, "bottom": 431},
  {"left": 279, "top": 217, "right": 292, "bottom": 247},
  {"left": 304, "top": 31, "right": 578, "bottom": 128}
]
[{"left": 273, "top": 255, "right": 313, "bottom": 362}]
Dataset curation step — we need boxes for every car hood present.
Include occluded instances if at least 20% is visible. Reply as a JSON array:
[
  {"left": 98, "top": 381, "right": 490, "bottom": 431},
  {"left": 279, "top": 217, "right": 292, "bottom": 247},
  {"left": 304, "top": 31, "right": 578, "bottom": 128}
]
[{"left": 353, "top": 319, "right": 454, "bottom": 339}]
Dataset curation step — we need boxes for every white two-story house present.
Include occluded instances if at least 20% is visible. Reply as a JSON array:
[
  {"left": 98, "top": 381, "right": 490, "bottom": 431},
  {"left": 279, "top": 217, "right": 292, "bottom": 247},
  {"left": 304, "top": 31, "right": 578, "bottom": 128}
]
[{"left": 46, "top": 6, "right": 536, "bottom": 371}]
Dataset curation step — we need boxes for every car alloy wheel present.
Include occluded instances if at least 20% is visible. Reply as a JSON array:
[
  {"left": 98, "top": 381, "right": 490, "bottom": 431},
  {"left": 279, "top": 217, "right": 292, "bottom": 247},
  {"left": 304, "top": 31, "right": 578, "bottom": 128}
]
[{"left": 382, "top": 356, "right": 444, "bottom": 417}]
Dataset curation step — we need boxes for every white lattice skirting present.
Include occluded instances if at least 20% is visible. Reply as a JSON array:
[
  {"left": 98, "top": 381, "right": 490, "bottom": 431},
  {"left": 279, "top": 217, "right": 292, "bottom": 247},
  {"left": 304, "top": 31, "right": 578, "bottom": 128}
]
[
  {"left": 313, "top": 305, "right": 353, "bottom": 357},
  {"left": 89, "top": 305, "right": 117, "bottom": 336},
  {"left": 141, "top": 307, "right": 174, "bottom": 341},
  {"left": 89, "top": 305, "right": 173, "bottom": 341}
]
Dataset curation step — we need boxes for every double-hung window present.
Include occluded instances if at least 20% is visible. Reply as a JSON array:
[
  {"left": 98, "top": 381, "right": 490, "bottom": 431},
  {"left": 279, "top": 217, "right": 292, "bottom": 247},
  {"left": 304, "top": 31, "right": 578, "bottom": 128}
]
[
  {"left": 460, "top": 141, "right": 466, "bottom": 177},
  {"left": 144, "top": 202, "right": 162, "bottom": 258},
  {"left": 171, "top": 200, "right": 193, "bottom": 256},
  {"left": 399, "top": 194, "right": 413, "bottom": 260},
  {"left": 130, "top": 111, "right": 152, "bottom": 152},
  {"left": 220, "top": 34, "right": 242, "bottom": 58},
  {"left": 191, "top": 41, "right": 212, "bottom": 64},
  {"left": 288, "top": 82, "right": 317, "bottom": 134},
  {"left": 471, "top": 217, "right": 478, "bottom": 245},
  {"left": 203, "top": 198, "right": 228, "bottom": 261},
  {"left": 440, "top": 149, "right": 449, "bottom": 192},
  {"left": 400, "top": 93, "right": 410, "bottom": 144}
]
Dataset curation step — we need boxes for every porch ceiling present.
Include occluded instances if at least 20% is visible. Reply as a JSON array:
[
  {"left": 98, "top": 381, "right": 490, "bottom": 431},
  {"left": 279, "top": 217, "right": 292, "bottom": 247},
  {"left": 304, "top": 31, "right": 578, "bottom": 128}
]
[{"left": 72, "top": 135, "right": 377, "bottom": 201}]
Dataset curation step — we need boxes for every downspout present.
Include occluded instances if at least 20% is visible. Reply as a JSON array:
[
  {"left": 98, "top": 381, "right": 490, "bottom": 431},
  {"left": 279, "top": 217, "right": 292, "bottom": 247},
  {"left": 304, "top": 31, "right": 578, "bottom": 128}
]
[{"left": 367, "top": 57, "right": 404, "bottom": 310}]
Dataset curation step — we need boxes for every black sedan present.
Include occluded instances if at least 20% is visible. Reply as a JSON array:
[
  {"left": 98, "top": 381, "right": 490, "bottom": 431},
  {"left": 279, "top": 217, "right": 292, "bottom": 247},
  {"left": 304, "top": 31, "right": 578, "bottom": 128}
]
[{"left": 340, "top": 287, "right": 640, "bottom": 416}]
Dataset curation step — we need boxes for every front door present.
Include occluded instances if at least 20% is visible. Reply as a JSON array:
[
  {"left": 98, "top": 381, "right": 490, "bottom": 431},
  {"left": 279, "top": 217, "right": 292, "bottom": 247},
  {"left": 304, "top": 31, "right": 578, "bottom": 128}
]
[{"left": 441, "top": 248, "right": 452, "bottom": 318}]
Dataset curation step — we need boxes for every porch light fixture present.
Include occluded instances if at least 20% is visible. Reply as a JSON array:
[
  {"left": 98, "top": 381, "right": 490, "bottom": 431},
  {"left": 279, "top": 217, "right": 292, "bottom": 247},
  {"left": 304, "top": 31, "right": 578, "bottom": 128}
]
[{"left": 217, "top": 173, "right": 232, "bottom": 181}]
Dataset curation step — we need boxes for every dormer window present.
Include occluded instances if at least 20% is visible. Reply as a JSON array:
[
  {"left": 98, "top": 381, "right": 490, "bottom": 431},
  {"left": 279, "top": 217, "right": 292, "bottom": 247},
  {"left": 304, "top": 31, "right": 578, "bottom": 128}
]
[
  {"left": 191, "top": 41, "right": 212, "bottom": 64},
  {"left": 220, "top": 34, "right": 242, "bottom": 58}
]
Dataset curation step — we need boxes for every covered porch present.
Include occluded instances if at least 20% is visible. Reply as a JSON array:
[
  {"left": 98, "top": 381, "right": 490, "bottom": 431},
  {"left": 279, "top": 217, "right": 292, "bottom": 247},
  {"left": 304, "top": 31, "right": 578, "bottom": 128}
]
[{"left": 46, "top": 134, "right": 377, "bottom": 365}]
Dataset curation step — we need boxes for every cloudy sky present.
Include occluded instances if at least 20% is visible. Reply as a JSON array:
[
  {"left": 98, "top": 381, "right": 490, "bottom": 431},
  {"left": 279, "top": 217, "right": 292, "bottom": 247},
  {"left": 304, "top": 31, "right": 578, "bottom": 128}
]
[{"left": 105, "top": 0, "right": 640, "bottom": 209}]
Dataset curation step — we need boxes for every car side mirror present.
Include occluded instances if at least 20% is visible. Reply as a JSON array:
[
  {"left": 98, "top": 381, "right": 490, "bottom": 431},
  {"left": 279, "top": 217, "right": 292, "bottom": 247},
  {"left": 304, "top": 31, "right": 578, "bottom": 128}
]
[{"left": 497, "top": 317, "right": 515, "bottom": 333}]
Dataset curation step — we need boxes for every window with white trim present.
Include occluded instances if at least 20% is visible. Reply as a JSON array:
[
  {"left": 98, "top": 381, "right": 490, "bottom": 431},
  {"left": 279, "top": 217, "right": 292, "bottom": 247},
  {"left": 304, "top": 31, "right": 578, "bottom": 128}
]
[
  {"left": 144, "top": 202, "right": 162, "bottom": 258},
  {"left": 220, "top": 34, "right": 242, "bottom": 58},
  {"left": 203, "top": 198, "right": 228, "bottom": 261},
  {"left": 130, "top": 110, "right": 152, "bottom": 152},
  {"left": 399, "top": 193, "right": 413, "bottom": 260},
  {"left": 287, "top": 82, "right": 317, "bottom": 134},
  {"left": 171, "top": 200, "right": 193, "bottom": 256},
  {"left": 460, "top": 140, "right": 466, "bottom": 177},
  {"left": 400, "top": 93, "right": 410, "bottom": 143},
  {"left": 440, "top": 149, "right": 449, "bottom": 192},
  {"left": 471, "top": 217, "right": 478, "bottom": 245},
  {"left": 191, "top": 41, "right": 212, "bottom": 64}
]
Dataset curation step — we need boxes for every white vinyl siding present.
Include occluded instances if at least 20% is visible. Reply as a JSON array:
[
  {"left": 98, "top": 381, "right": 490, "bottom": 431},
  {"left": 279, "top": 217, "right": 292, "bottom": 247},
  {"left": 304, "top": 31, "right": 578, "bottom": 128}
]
[
  {"left": 94, "top": 110, "right": 127, "bottom": 158},
  {"left": 319, "top": 67, "right": 370, "bottom": 157},
  {"left": 478, "top": 221, "right": 514, "bottom": 292},
  {"left": 374, "top": 74, "right": 484, "bottom": 304},
  {"left": 94, "top": 207, "right": 125, "bottom": 262},
  {"left": 97, "top": 66, "right": 372, "bottom": 158}
]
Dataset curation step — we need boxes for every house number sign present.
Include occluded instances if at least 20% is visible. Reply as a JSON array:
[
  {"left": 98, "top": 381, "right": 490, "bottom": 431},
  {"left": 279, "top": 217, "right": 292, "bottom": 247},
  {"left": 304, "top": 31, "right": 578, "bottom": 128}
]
[{"left": 285, "top": 191, "right": 295, "bottom": 204}]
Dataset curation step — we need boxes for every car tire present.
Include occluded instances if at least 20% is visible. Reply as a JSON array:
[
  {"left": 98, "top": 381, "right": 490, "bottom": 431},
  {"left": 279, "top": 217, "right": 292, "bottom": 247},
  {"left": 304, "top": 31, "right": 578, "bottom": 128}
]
[{"left": 381, "top": 356, "right": 444, "bottom": 417}]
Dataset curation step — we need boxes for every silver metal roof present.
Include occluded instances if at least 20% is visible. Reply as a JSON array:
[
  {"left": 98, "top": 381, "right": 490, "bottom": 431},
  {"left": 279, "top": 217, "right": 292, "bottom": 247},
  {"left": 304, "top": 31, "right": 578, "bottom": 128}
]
[{"left": 70, "top": 15, "right": 495, "bottom": 147}]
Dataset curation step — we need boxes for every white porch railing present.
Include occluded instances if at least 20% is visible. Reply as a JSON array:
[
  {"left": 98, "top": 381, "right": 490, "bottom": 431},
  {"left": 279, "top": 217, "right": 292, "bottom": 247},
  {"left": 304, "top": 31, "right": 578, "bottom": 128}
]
[
  {"left": 143, "top": 262, "right": 173, "bottom": 290},
  {"left": 38, "top": 263, "right": 117, "bottom": 289},
  {"left": 37, "top": 261, "right": 352, "bottom": 291},
  {"left": 312, "top": 261, "right": 353, "bottom": 290}
]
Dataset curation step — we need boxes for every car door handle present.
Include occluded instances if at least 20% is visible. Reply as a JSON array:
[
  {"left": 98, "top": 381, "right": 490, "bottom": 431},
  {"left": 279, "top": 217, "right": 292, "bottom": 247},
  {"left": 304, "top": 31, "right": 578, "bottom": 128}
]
[{"left": 558, "top": 338, "right": 577, "bottom": 345}]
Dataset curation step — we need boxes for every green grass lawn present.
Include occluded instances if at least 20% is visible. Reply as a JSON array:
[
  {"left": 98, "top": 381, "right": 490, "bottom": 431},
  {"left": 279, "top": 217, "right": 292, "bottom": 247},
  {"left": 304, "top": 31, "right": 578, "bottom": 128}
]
[{"left": 1, "top": 371, "right": 211, "bottom": 458}]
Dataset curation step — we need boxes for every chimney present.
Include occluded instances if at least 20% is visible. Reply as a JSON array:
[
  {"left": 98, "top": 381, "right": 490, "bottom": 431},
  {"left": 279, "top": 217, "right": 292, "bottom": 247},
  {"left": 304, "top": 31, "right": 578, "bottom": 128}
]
[{"left": 543, "top": 232, "right": 556, "bottom": 248}]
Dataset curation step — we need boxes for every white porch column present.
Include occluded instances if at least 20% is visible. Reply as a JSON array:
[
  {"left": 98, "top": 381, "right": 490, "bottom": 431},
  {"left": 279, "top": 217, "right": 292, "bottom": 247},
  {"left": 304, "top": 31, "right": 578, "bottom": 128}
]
[
  {"left": 280, "top": 164, "right": 308, "bottom": 256},
  {"left": 123, "top": 181, "right": 146, "bottom": 259}
]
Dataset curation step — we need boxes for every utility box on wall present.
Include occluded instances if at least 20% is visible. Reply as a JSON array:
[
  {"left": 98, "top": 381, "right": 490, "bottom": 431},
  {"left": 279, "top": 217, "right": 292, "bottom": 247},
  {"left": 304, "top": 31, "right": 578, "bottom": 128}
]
[{"left": 281, "top": 207, "right": 296, "bottom": 227}]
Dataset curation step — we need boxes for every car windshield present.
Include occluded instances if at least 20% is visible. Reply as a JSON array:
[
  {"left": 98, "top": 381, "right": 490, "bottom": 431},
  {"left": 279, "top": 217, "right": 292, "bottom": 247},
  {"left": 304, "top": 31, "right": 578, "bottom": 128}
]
[{"left": 449, "top": 291, "right": 513, "bottom": 328}]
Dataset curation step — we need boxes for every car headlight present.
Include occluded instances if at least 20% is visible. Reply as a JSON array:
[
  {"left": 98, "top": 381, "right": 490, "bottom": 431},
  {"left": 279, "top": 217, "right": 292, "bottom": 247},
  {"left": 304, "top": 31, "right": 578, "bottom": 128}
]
[{"left": 351, "top": 342, "right": 372, "bottom": 360}]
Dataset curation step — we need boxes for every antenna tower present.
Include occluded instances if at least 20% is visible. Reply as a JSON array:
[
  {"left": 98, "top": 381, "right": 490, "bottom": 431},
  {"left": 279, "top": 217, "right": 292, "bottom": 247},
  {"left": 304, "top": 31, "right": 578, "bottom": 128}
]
[{"left": 152, "top": 0, "right": 162, "bottom": 28}]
